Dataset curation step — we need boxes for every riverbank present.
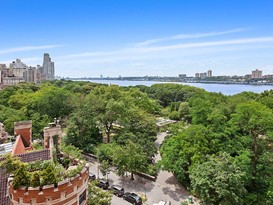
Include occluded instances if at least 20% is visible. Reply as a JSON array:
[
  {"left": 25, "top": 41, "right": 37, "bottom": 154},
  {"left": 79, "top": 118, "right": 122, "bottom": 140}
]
[{"left": 70, "top": 78, "right": 273, "bottom": 95}]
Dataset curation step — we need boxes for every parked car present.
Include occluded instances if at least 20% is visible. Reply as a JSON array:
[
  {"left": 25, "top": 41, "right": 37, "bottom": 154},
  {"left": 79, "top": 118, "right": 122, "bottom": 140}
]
[
  {"left": 110, "top": 184, "right": 124, "bottom": 197},
  {"left": 123, "top": 192, "right": 142, "bottom": 205},
  {"left": 96, "top": 179, "right": 109, "bottom": 190},
  {"left": 89, "top": 173, "right": 96, "bottom": 181}
]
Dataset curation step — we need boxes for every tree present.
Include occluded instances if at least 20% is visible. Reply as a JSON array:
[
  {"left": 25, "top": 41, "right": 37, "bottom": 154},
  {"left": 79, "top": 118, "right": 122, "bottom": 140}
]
[
  {"left": 98, "top": 99, "right": 125, "bottom": 143},
  {"left": 88, "top": 181, "right": 112, "bottom": 205},
  {"left": 65, "top": 106, "right": 103, "bottom": 153},
  {"left": 160, "top": 125, "right": 215, "bottom": 185},
  {"left": 0, "top": 105, "right": 26, "bottom": 134},
  {"left": 12, "top": 163, "right": 31, "bottom": 189},
  {"left": 230, "top": 102, "right": 273, "bottom": 183},
  {"left": 0, "top": 154, "right": 21, "bottom": 174},
  {"left": 178, "top": 102, "right": 191, "bottom": 122},
  {"left": 112, "top": 140, "right": 148, "bottom": 180},
  {"left": 29, "top": 85, "right": 75, "bottom": 120},
  {"left": 100, "top": 160, "right": 111, "bottom": 180},
  {"left": 190, "top": 153, "right": 247, "bottom": 205}
]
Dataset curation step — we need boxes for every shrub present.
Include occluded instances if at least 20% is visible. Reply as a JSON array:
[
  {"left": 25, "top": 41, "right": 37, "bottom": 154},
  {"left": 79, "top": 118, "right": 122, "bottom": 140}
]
[{"left": 13, "top": 163, "right": 30, "bottom": 189}]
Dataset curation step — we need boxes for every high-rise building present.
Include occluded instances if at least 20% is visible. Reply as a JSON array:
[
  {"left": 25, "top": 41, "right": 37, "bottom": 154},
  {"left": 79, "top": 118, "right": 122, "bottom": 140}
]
[
  {"left": 200, "top": 72, "right": 207, "bottom": 79},
  {"left": 207, "top": 70, "right": 212, "bottom": 77},
  {"left": 26, "top": 67, "right": 41, "bottom": 84},
  {"left": 251, "top": 69, "right": 262, "bottom": 79},
  {"left": 195, "top": 73, "right": 200, "bottom": 78},
  {"left": 42, "top": 53, "right": 55, "bottom": 80}
]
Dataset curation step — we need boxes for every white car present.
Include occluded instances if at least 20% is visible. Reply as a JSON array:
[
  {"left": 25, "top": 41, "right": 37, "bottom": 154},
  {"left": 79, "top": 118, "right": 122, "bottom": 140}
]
[{"left": 153, "top": 201, "right": 167, "bottom": 205}]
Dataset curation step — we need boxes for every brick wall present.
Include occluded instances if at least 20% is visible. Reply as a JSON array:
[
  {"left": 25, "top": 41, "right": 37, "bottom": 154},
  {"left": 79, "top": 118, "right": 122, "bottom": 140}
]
[
  {"left": 0, "top": 157, "right": 10, "bottom": 205},
  {"left": 9, "top": 164, "right": 89, "bottom": 205},
  {"left": 0, "top": 149, "right": 50, "bottom": 205}
]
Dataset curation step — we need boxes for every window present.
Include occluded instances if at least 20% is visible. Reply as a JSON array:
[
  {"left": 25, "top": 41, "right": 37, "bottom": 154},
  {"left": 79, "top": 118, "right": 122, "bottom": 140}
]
[{"left": 79, "top": 190, "right": 86, "bottom": 205}]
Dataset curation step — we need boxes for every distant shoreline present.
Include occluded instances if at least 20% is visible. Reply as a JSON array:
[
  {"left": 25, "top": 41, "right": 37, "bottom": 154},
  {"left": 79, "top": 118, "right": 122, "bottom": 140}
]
[{"left": 65, "top": 78, "right": 273, "bottom": 86}]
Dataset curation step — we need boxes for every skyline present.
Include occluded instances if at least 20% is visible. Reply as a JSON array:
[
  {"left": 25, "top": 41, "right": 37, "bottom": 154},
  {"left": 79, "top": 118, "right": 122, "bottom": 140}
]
[{"left": 1, "top": 0, "right": 273, "bottom": 77}]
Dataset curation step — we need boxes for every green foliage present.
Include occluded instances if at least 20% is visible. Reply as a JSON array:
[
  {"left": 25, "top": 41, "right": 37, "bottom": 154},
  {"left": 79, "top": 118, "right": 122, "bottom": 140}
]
[
  {"left": 28, "top": 85, "right": 75, "bottom": 119},
  {"left": 96, "top": 143, "right": 116, "bottom": 162},
  {"left": 30, "top": 171, "right": 41, "bottom": 187},
  {"left": 160, "top": 125, "right": 215, "bottom": 185},
  {"left": 178, "top": 102, "right": 191, "bottom": 122},
  {"left": 161, "top": 90, "right": 273, "bottom": 205},
  {"left": 146, "top": 83, "right": 205, "bottom": 107},
  {"left": 64, "top": 105, "right": 103, "bottom": 153},
  {"left": 12, "top": 163, "right": 30, "bottom": 189},
  {"left": 190, "top": 153, "right": 247, "bottom": 205},
  {"left": 61, "top": 144, "right": 84, "bottom": 160},
  {"left": 112, "top": 140, "right": 148, "bottom": 180},
  {"left": 0, "top": 105, "right": 26, "bottom": 133},
  {"left": 113, "top": 131, "right": 157, "bottom": 159},
  {"left": 88, "top": 181, "right": 112, "bottom": 205},
  {"left": 0, "top": 154, "right": 21, "bottom": 174},
  {"left": 40, "top": 162, "right": 58, "bottom": 185},
  {"left": 66, "top": 164, "right": 84, "bottom": 178},
  {"left": 100, "top": 160, "right": 111, "bottom": 178},
  {"left": 146, "top": 163, "right": 159, "bottom": 177}
]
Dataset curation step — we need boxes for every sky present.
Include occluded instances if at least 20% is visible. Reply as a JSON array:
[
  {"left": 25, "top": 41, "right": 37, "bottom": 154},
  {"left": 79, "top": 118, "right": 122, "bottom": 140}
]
[{"left": 1, "top": 0, "right": 273, "bottom": 77}]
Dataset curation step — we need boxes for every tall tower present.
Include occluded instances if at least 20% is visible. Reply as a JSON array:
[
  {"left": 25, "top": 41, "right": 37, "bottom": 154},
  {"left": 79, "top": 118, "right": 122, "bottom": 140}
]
[
  {"left": 207, "top": 70, "right": 212, "bottom": 77},
  {"left": 42, "top": 53, "right": 55, "bottom": 80}
]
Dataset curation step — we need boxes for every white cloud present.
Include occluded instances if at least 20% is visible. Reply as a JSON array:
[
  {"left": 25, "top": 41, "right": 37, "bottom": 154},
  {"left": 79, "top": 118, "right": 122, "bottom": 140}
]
[
  {"left": 137, "top": 37, "right": 273, "bottom": 52},
  {"left": 0, "top": 44, "right": 65, "bottom": 55},
  {"left": 55, "top": 36, "right": 273, "bottom": 64},
  {"left": 132, "top": 28, "right": 248, "bottom": 47}
]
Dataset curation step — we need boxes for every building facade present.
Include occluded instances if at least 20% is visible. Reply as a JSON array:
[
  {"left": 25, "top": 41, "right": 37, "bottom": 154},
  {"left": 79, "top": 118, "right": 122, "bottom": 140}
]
[
  {"left": 195, "top": 73, "right": 200, "bottom": 78},
  {"left": 200, "top": 72, "right": 207, "bottom": 79},
  {"left": 8, "top": 165, "right": 89, "bottom": 205},
  {"left": 207, "top": 70, "right": 212, "bottom": 77},
  {"left": 251, "top": 69, "right": 262, "bottom": 78},
  {"left": 0, "top": 120, "right": 89, "bottom": 205},
  {"left": 42, "top": 53, "right": 55, "bottom": 80},
  {"left": 0, "top": 54, "right": 55, "bottom": 86}
]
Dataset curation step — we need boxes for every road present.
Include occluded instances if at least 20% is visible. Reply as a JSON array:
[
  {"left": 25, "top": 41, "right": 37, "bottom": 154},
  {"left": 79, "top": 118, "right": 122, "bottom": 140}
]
[{"left": 88, "top": 132, "right": 195, "bottom": 205}]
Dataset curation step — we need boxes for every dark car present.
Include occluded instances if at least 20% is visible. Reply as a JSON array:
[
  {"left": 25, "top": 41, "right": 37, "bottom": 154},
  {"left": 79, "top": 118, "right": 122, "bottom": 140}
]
[
  {"left": 123, "top": 192, "right": 142, "bottom": 205},
  {"left": 96, "top": 179, "right": 109, "bottom": 190},
  {"left": 110, "top": 184, "right": 124, "bottom": 197},
  {"left": 89, "top": 173, "right": 96, "bottom": 181}
]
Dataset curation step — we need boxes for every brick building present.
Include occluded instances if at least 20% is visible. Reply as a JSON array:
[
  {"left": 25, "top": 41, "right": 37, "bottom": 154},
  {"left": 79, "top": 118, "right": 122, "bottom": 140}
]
[
  {"left": 0, "top": 120, "right": 89, "bottom": 205},
  {"left": 8, "top": 163, "right": 89, "bottom": 205}
]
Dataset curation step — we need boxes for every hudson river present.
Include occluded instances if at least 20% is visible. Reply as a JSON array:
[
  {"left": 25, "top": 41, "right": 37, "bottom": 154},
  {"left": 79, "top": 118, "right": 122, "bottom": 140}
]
[{"left": 79, "top": 79, "right": 273, "bottom": 95}]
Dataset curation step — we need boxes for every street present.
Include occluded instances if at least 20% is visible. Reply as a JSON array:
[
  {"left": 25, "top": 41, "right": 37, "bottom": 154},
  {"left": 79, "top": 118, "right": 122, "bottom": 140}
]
[{"left": 88, "top": 132, "right": 194, "bottom": 205}]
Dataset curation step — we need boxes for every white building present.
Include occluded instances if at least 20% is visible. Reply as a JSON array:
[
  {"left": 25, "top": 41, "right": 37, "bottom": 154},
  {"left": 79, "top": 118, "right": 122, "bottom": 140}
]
[
  {"left": 3, "top": 76, "right": 25, "bottom": 85},
  {"left": 207, "top": 70, "right": 212, "bottom": 77},
  {"left": 9, "top": 59, "right": 28, "bottom": 79}
]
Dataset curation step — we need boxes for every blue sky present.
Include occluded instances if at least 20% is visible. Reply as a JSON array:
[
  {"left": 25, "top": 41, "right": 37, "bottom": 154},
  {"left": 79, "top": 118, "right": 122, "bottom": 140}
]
[{"left": 1, "top": 0, "right": 273, "bottom": 77}]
